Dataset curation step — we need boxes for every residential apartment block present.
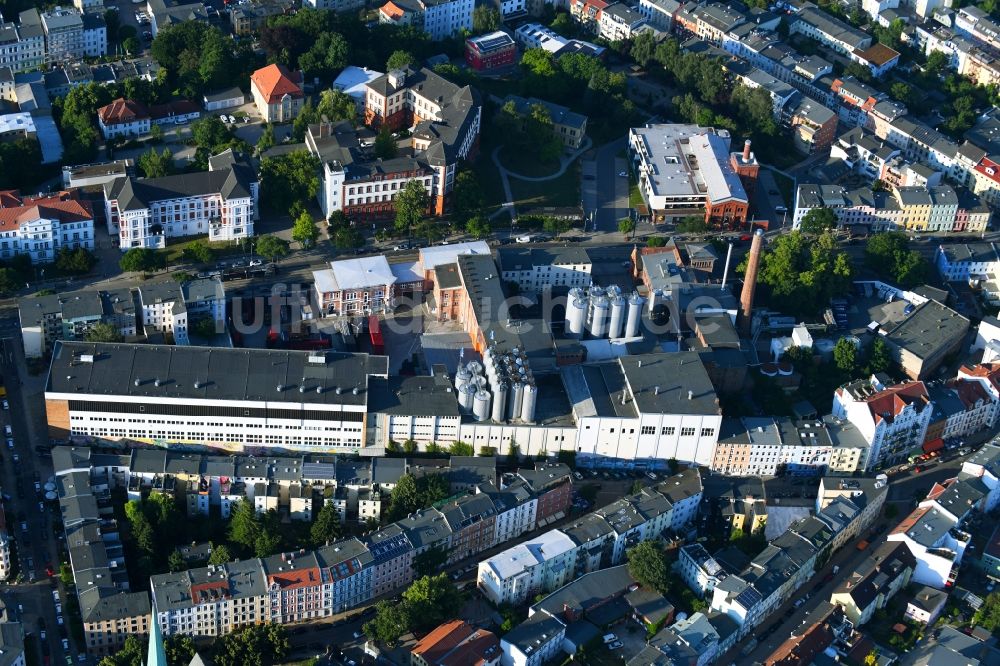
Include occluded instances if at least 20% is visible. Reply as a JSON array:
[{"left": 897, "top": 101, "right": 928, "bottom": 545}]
[
  {"left": 312, "top": 256, "right": 396, "bottom": 317},
  {"left": 0, "top": 189, "right": 95, "bottom": 264},
  {"left": 0, "top": 12, "right": 45, "bottom": 73},
  {"left": 18, "top": 287, "right": 135, "bottom": 358},
  {"left": 497, "top": 246, "right": 593, "bottom": 293},
  {"left": 104, "top": 150, "right": 258, "bottom": 250},
  {"left": 832, "top": 377, "right": 932, "bottom": 469},
  {"left": 828, "top": 541, "right": 915, "bottom": 625},
  {"left": 378, "top": 0, "right": 474, "bottom": 40}
]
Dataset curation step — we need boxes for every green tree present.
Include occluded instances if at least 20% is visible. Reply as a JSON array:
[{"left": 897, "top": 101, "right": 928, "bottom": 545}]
[
  {"left": 97, "top": 635, "right": 144, "bottom": 666},
  {"left": 626, "top": 541, "right": 671, "bottom": 594},
  {"left": 227, "top": 499, "right": 261, "bottom": 553},
  {"left": 191, "top": 317, "right": 218, "bottom": 338},
  {"left": 298, "top": 32, "right": 349, "bottom": 83},
  {"left": 316, "top": 89, "right": 357, "bottom": 124},
  {"left": 452, "top": 170, "right": 484, "bottom": 227},
  {"left": 543, "top": 216, "right": 572, "bottom": 236},
  {"left": 412, "top": 546, "right": 449, "bottom": 577},
  {"left": 630, "top": 30, "right": 656, "bottom": 67},
  {"left": 402, "top": 573, "right": 462, "bottom": 632},
  {"left": 60, "top": 563, "right": 74, "bottom": 587},
  {"left": 208, "top": 544, "right": 233, "bottom": 566},
  {"left": 387, "top": 50, "right": 416, "bottom": 71},
  {"left": 260, "top": 151, "right": 321, "bottom": 214},
  {"left": 255, "top": 235, "right": 290, "bottom": 262},
  {"left": 677, "top": 215, "right": 709, "bottom": 233},
  {"left": 291, "top": 211, "right": 320, "bottom": 249},
  {"left": 647, "top": 236, "right": 667, "bottom": 247},
  {"left": 165, "top": 635, "right": 197, "bottom": 666},
  {"left": 618, "top": 217, "right": 636, "bottom": 240},
  {"left": 394, "top": 180, "right": 428, "bottom": 238},
  {"left": 465, "top": 215, "right": 491, "bottom": 239},
  {"left": 403, "top": 439, "right": 418, "bottom": 454},
  {"left": 119, "top": 248, "right": 165, "bottom": 273},
  {"left": 473, "top": 5, "right": 501, "bottom": 32},
  {"left": 419, "top": 474, "right": 450, "bottom": 506},
  {"left": 182, "top": 240, "right": 214, "bottom": 264},
  {"left": 256, "top": 123, "right": 276, "bottom": 155},
  {"left": 55, "top": 247, "right": 97, "bottom": 274},
  {"left": 212, "top": 623, "right": 288, "bottom": 666},
  {"left": 507, "top": 439, "right": 520, "bottom": 460},
  {"left": 415, "top": 218, "right": 444, "bottom": 244},
  {"left": 799, "top": 207, "right": 837, "bottom": 234},
  {"left": 139, "top": 148, "right": 174, "bottom": 178},
  {"left": 387, "top": 474, "right": 421, "bottom": 522},
  {"left": 890, "top": 82, "right": 915, "bottom": 106},
  {"left": 973, "top": 592, "right": 1000, "bottom": 631},
  {"left": 374, "top": 127, "right": 398, "bottom": 160},
  {"left": 449, "top": 440, "right": 474, "bottom": 456},
  {"left": 122, "top": 36, "right": 141, "bottom": 56},
  {"left": 254, "top": 528, "right": 281, "bottom": 558},
  {"left": 311, "top": 502, "right": 343, "bottom": 547},
  {"left": 867, "top": 336, "right": 893, "bottom": 375},
  {"left": 331, "top": 222, "right": 364, "bottom": 250},
  {"left": 149, "top": 123, "right": 164, "bottom": 143},
  {"left": 167, "top": 550, "right": 186, "bottom": 572},
  {"left": 865, "top": 232, "right": 931, "bottom": 287},
  {"left": 834, "top": 338, "right": 858, "bottom": 374},
  {"left": 363, "top": 599, "right": 410, "bottom": 647}
]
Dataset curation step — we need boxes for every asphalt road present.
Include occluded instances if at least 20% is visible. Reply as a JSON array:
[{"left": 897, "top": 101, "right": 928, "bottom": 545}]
[{"left": 0, "top": 337, "right": 79, "bottom": 664}]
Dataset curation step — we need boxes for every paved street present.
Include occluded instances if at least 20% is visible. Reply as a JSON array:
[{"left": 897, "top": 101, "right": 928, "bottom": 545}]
[{"left": 0, "top": 337, "right": 77, "bottom": 663}]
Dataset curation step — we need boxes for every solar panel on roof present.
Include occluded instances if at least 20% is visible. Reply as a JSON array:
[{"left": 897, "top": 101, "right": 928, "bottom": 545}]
[
  {"left": 735, "top": 586, "right": 762, "bottom": 609},
  {"left": 476, "top": 34, "right": 513, "bottom": 52},
  {"left": 302, "top": 462, "right": 336, "bottom": 480}
]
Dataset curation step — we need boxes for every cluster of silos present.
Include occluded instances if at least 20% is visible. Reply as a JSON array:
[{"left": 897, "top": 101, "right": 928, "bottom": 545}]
[
  {"left": 565, "top": 285, "right": 644, "bottom": 340},
  {"left": 455, "top": 347, "right": 538, "bottom": 424}
]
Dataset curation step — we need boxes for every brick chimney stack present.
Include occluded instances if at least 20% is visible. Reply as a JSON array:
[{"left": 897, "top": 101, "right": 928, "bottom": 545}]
[
  {"left": 743, "top": 140, "right": 752, "bottom": 162},
  {"left": 739, "top": 229, "right": 764, "bottom": 336}
]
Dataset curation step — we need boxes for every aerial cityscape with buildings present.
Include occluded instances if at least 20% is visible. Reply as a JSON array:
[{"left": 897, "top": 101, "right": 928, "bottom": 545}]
[{"left": 3, "top": 0, "right": 1000, "bottom": 663}]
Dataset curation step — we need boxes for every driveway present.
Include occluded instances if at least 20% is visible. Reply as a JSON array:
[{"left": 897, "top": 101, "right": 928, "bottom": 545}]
[{"left": 586, "top": 138, "right": 629, "bottom": 233}]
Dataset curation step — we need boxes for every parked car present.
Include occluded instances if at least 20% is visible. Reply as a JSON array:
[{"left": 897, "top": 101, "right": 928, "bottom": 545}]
[{"left": 609, "top": 641, "right": 624, "bottom": 650}]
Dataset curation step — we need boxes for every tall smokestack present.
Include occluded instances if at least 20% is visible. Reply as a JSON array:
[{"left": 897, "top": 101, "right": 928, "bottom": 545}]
[
  {"left": 739, "top": 230, "right": 764, "bottom": 336},
  {"left": 743, "top": 140, "right": 752, "bottom": 163},
  {"left": 721, "top": 242, "right": 733, "bottom": 291}
]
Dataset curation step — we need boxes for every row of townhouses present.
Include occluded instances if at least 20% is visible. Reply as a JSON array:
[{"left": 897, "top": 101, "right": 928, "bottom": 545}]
[{"left": 0, "top": 6, "right": 105, "bottom": 73}]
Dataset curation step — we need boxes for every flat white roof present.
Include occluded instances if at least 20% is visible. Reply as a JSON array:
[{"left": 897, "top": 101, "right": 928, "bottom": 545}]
[
  {"left": 333, "top": 66, "right": 384, "bottom": 100},
  {"left": 485, "top": 529, "right": 576, "bottom": 580},
  {"left": 390, "top": 260, "right": 423, "bottom": 284},
  {"left": 0, "top": 112, "right": 35, "bottom": 136},
  {"left": 419, "top": 241, "right": 491, "bottom": 271},
  {"left": 316, "top": 255, "right": 397, "bottom": 292}
]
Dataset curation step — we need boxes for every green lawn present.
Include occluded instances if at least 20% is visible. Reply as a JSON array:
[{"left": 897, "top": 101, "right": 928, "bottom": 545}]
[
  {"left": 163, "top": 235, "right": 250, "bottom": 265},
  {"left": 471, "top": 139, "right": 508, "bottom": 214},
  {"left": 498, "top": 145, "right": 562, "bottom": 178},
  {"left": 629, "top": 175, "right": 644, "bottom": 208},
  {"left": 510, "top": 163, "right": 581, "bottom": 212}
]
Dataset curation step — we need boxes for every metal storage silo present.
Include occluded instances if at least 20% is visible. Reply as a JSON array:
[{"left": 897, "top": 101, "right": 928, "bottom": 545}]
[
  {"left": 455, "top": 366, "right": 472, "bottom": 392},
  {"left": 473, "top": 390, "right": 491, "bottom": 422},
  {"left": 458, "top": 383, "right": 476, "bottom": 410},
  {"left": 608, "top": 295, "right": 626, "bottom": 339},
  {"left": 589, "top": 296, "right": 609, "bottom": 338},
  {"left": 521, "top": 383, "right": 538, "bottom": 423},
  {"left": 567, "top": 297, "right": 587, "bottom": 337},
  {"left": 606, "top": 284, "right": 622, "bottom": 299},
  {"left": 508, "top": 382, "right": 524, "bottom": 420},
  {"left": 626, "top": 293, "right": 644, "bottom": 338},
  {"left": 466, "top": 360, "right": 483, "bottom": 376},
  {"left": 648, "top": 289, "right": 661, "bottom": 314},
  {"left": 492, "top": 383, "right": 508, "bottom": 422}
]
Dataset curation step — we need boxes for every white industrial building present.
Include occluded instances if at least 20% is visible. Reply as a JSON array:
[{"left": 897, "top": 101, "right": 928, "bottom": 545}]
[{"left": 44, "top": 342, "right": 389, "bottom": 453}]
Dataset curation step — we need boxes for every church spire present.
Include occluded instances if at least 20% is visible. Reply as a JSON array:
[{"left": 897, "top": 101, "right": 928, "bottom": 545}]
[{"left": 146, "top": 614, "right": 167, "bottom": 666}]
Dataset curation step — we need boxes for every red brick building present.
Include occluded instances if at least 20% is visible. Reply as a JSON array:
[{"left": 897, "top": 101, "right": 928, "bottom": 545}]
[
  {"left": 517, "top": 463, "right": 572, "bottom": 525},
  {"left": 465, "top": 31, "right": 516, "bottom": 72}
]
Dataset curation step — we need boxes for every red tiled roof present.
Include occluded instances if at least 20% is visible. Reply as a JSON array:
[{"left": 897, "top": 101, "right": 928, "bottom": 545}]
[
  {"left": 266, "top": 565, "right": 320, "bottom": 591},
  {"left": 865, "top": 382, "right": 930, "bottom": 425},
  {"left": 98, "top": 98, "right": 150, "bottom": 125},
  {"left": 0, "top": 190, "right": 93, "bottom": 231},
  {"left": 380, "top": 1, "right": 406, "bottom": 19},
  {"left": 411, "top": 620, "right": 500, "bottom": 666},
  {"left": 890, "top": 505, "right": 930, "bottom": 536},
  {"left": 763, "top": 617, "right": 835, "bottom": 666},
  {"left": 250, "top": 64, "right": 303, "bottom": 104}
]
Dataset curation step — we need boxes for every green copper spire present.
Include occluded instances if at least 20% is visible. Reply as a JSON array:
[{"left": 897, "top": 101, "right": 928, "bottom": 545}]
[{"left": 146, "top": 614, "right": 167, "bottom": 666}]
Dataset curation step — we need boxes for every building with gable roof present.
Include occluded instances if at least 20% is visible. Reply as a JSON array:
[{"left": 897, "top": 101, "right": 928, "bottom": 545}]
[
  {"left": 0, "top": 189, "right": 94, "bottom": 264},
  {"left": 829, "top": 540, "right": 915, "bottom": 624},
  {"left": 832, "top": 376, "right": 934, "bottom": 468},
  {"left": 250, "top": 63, "right": 304, "bottom": 123},
  {"left": 312, "top": 255, "right": 396, "bottom": 316},
  {"left": 103, "top": 149, "right": 258, "bottom": 250},
  {"left": 97, "top": 98, "right": 150, "bottom": 139},
  {"left": 412, "top": 620, "right": 501, "bottom": 666},
  {"left": 886, "top": 503, "right": 971, "bottom": 588}
]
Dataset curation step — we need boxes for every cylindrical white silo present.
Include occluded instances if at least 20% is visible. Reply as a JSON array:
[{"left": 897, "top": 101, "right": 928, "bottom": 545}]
[
  {"left": 508, "top": 382, "right": 524, "bottom": 420},
  {"left": 587, "top": 285, "right": 605, "bottom": 300},
  {"left": 473, "top": 390, "right": 491, "bottom": 422},
  {"left": 472, "top": 375, "right": 487, "bottom": 390},
  {"left": 521, "top": 383, "right": 538, "bottom": 423},
  {"left": 466, "top": 360, "right": 483, "bottom": 376},
  {"left": 458, "top": 383, "right": 476, "bottom": 410},
  {"left": 492, "top": 383, "right": 508, "bottom": 422},
  {"left": 606, "top": 284, "right": 622, "bottom": 299},
  {"left": 626, "top": 293, "right": 644, "bottom": 338},
  {"left": 589, "top": 296, "right": 609, "bottom": 338},
  {"left": 608, "top": 296, "right": 626, "bottom": 339},
  {"left": 455, "top": 366, "right": 472, "bottom": 392},
  {"left": 568, "top": 287, "right": 585, "bottom": 301},
  {"left": 568, "top": 297, "right": 587, "bottom": 337}
]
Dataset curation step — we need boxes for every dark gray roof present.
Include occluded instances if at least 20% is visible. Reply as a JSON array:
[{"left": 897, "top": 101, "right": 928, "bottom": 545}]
[
  {"left": 203, "top": 87, "right": 244, "bottom": 103},
  {"left": 533, "top": 564, "right": 635, "bottom": 616},
  {"left": 182, "top": 277, "right": 224, "bottom": 304},
  {"left": 618, "top": 353, "right": 720, "bottom": 415},
  {"left": 367, "top": 373, "right": 460, "bottom": 417},
  {"left": 501, "top": 611, "right": 564, "bottom": 654},
  {"left": 106, "top": 158, "right": 255, "bottom": 211},
  {"left": 656, "top": 468, "right": 703, "bottom": 506},
  {"left": 46, "top": 341, "right": 388, "bottom": 407},
  {"left": 497, "top": 246, "right": 592, "bottom": 271},
  {"left": 882, "top": 300, "right": 968, "bottom": 362}
]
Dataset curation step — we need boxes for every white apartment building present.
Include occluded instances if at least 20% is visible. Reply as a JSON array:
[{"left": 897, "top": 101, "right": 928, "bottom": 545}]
[
  {"left": 378, "top": 0, "right": 473, "bottom": 40},
  {"left": 138, "top": 281, "right": 188, "bottom": 344},
  {"left": 182, "top": 277, "right": 226, "bottom": 328},
  {"left": 676, "top": 543, "right": 727, "bottom": 598},
  {"left": 637, "top": 0, "right": 680, "bottom": 30},
  {"left": 44, "top": 342, "right": 389, "bottom": 453},
  {"left": 936, "top": 243, "right": 1000, "bottom": 282},
  {"left": 886, "top": 504, "right": 970, "bottom": 588},
  {"left": 488, "top": 484, "right": 538, "bottom": 547},
  {"left": 478, "top": 530, "right": 577, "bottom": 606},
  {"left": 832, "top": 377, "right": 932, "bottom": 470},
  {"left": 312, "top": 256, "right": 397, "bottom": 317},
  {"left": 790, "top": 6, "right": 873, "bottom": 55},
  {"left": 598, "top": 3, "right": 647, "bottom": 41},
  {"left": 711, "top": 417, "right": 849, "bottom": 476},
  {"left": 0, "top": 190, "right": 95, "bottom": 264},
  {"left": 961, "top": 442, "right": 1000, "bottom": 511},
  {"left": 497, "top": 246, "right": 593, "bottom": 293},
  {"left": 514, "top": 22, "right": 570, "bottom": 52},
  {"left": 104, "top": 151, "right": 258, "bottom": 250},
  {"left": 41, "top": 6, "right": 106, "bottom": 61},
  {"left": 564, "top": 354, "right": 723, "bottom": 468},
  {"left": 0, "top": 13, "right": 45, "bottom": 73}
]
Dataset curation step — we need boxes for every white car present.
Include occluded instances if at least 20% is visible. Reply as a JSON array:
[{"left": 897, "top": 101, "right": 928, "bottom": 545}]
[
  {"left": 57, "top": 615, "right": 64, "bottom": 626},
  {"left": 3, "top": 425, "right": 10, "bottom": 436},
  {"left": 2, "top": 400, "right": 8, "bottom": 410},
  {"left": 618, "top": 170, "right": 627, "bottom": 177},
  {"left": 62, "top": 639, "right": 69, "bottom": 651}
]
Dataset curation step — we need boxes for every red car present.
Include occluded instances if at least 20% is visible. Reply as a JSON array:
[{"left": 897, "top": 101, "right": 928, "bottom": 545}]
[{"left": 45, "top": 563, "right": 54, "bottom": 577}]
